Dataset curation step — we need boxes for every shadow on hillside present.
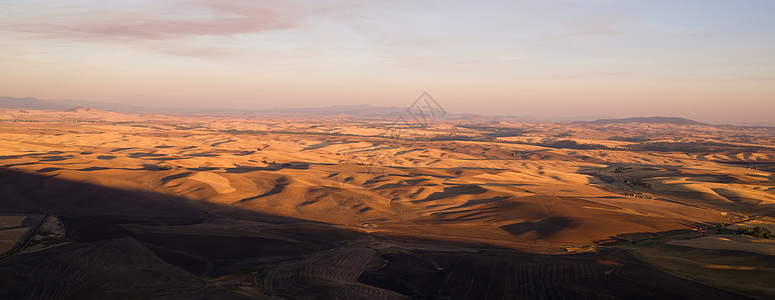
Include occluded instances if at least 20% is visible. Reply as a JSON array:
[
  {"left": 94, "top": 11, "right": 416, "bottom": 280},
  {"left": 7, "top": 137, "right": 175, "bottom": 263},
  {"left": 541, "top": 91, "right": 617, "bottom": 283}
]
[
  {"left": 0, "top": 167, "right": 367, "bottom": 298},
  {"left": 500, "top": 217, "right": 577, "bottom": 238},
  {"left": 0, "top": 168, "right": 756, "bottom": 300}
]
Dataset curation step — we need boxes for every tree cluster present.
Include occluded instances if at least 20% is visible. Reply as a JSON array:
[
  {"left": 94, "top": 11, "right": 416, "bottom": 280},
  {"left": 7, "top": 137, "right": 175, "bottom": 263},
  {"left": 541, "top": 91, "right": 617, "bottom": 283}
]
[{"left": 736, "top": 226, "right": 773, "bottom": 239}]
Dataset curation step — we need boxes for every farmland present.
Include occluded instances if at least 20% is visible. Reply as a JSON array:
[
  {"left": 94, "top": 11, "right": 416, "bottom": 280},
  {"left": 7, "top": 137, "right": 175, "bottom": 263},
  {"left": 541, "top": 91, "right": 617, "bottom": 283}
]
[{"left": 1, "top": 109, "right": 774, "bottom": 298}]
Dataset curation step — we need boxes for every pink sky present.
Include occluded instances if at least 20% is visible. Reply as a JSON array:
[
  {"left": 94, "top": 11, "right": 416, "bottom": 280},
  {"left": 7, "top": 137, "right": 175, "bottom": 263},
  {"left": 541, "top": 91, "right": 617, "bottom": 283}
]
[{"left": 1, "top": 1, "right": 774, "bottom": 124}]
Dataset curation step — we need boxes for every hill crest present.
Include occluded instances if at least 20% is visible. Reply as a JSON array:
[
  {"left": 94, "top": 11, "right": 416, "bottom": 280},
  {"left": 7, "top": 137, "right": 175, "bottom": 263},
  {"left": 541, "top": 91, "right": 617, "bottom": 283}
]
[{"left": 578, "top": 116, "right": 706, "bottom": 125}]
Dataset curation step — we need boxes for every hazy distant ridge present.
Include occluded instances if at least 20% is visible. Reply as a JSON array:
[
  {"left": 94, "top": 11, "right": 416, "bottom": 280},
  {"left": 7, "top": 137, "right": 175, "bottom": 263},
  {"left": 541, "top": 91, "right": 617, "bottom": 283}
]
[
  {"left": 0, "top": 96, "right": 479, "bottom": 120},
  {"left": 1, "top": 96, "right": 706, "bottom": 124},
  {"left": 578, "top": 116, "right": 706, "bottom": 125},
  {"left": 0, "top": 96, "right": 72, "bottom": 110},
  {"left": 0, "top": 96, "right": 147, "bottom": 112},
  {"left": 0, "top": 96, "right": 415, "bottom": 117}
]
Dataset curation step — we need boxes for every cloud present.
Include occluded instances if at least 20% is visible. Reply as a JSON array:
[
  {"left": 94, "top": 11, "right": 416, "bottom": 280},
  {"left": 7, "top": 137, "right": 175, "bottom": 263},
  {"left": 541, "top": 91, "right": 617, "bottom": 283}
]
[
  {"left": 0, "top": 0, "right": 367, "bottom": 58},
  {"left": 6, "top": 16, "right": 294, "bottom": 41},
  {"left": 515, "top": 20, "right": 626, "bottom": 45},
  {"left": 479, "top": 72, "right": 635, "bottom": 80},
  {"left": 0, "top": 1, "right": 306, "bottom": 41}
]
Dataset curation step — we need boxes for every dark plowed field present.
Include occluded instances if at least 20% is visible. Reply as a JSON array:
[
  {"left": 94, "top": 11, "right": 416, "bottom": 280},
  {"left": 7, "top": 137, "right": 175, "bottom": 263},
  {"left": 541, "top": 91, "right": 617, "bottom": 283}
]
[
  {"left": 0, "top": 237, "right": 203, "bottom": 299},
  {"left": 359, "top": 249, "right": 748, "bottom": 299},
  {"left": 265, "top": 247, "right": 404, "bottom": 299}
]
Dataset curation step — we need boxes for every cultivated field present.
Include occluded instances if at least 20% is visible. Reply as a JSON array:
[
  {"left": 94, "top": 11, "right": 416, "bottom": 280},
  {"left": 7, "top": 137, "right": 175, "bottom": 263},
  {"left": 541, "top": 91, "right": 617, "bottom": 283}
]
[
  {"left": 667, "top": 235, "right": 775, "bottom": 255},
  {"left": 0, "top": 216, "right": 26, "bottom": 228},
  {"left": 22, "top": 215, "right": 69, "bottom": 254},
  {"left": 0, "top": 215, "right": 44, "bottom": 256},
  {"left": 0, "top": 227, "right": 29, "bottom": 254},
  {"left": 359, "top": 248, "right": 743, "bottom": 299},
  {"left": 264, "top": 246, "right": 404, "bottom": 299},
  {"left": 627, "top": 239, "right": 775, "bottom": 299},
  {"left": 1, "top": 108, "right": 774, "bottom": 298}
]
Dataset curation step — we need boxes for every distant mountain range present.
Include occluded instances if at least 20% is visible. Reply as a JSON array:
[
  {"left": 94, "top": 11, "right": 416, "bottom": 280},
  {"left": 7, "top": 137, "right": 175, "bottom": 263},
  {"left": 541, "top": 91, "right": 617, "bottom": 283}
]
[
  {"left": 0, "top": 96, "right": 148, "bottom": 112},
  {"left": 250, "top": 104, "right": 407, "bottom": 118},
  {"left": 1, "top": 96, "right": 710, "bottom": 125},
  {"left": 0, "top": 96, "right": 72, "bottom": 111},
  {"left": 0, "top": 96, "right": 479, "bottom": 120},
  {"left": 577, "top": 116, "right": 707, "bottom": 126}
]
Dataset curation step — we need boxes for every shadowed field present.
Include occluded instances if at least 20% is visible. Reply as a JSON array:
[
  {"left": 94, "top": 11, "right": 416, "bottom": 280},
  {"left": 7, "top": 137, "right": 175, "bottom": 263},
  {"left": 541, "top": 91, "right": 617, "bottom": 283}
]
[{"left": 359, "top": 248, "right": 745, "bottom": 300}]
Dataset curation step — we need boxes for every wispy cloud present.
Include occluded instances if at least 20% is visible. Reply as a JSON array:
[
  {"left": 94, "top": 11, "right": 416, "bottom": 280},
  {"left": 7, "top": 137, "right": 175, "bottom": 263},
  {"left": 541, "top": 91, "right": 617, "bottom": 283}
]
[
  {"left": 0, "top": 0, "right": 364, "bottom": 58},
  {"left": 515, "top": 20, "right": 626, "bottom": 45},
  {"left": 0, "top": 1, "right": 303, "bottom": 41},
  {"left": 4, "top": 16, "right": 295, "bottom": 41}
]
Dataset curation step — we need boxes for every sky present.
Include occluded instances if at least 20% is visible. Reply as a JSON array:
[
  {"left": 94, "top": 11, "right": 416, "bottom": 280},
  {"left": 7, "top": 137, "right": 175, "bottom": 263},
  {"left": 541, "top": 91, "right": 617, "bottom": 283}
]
[{"left": 1, "top": 0, "right": 774, "bottom": 124}]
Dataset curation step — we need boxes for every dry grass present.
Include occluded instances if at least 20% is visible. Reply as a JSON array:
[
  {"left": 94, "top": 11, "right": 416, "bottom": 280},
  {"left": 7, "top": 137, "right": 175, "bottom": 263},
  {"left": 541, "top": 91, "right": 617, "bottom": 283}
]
[
  {"left": 1, "top": 109, "right": 774, "bottom": 251},
  {"left": 667, "top": 235, "right": 775, "bottom": 255},
  {"left": 3, "top": 109, "right": 775, "bottom": 298},
  {"left": 0, "top": 227, "right": 30, "bottom": 253},
  {"left": 634, "top": 245, "right": 775, "bottom": 299},
  {"left": 0, "top": 216, "right": 26, "bottom": 228}
]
